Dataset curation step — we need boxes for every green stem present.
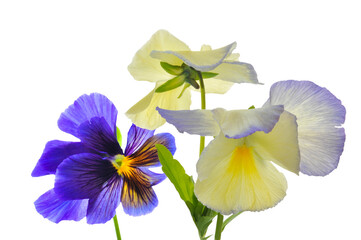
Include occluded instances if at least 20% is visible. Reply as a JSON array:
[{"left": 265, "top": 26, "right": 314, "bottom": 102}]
[
  {"left": 113, "top": 214, "right": 122, "bottom": 240},
  {"left": 214, "top": 213, "right": 224, "bottom": 240},
  {"left": 198, "top": 71, "right": 206, "bottom": 156}
]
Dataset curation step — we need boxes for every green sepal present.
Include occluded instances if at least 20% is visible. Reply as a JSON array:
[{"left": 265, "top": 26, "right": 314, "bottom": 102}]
[
  {"left": 155, "top": 75, "right": 185, "bottom": 93},
  {"left": 178, "top": 83, "right": 191, "bottom": 98},
  {"left": 160, "top": 62, "right": 183, "bottom": 75},
  {"left": 116, "top": 127, "right": 122, "bottom": 146},
  {"left": 185, "top": 77, "right": 200, "bottom": 89},
  {"left": 156, "top": 144, "right": 217, "bottom": 239},
  {"left": 248, "top": 105, "right": 255, "bottom": 109},
  {"left": 201, "top": 72, "right": 218, "bottom": 79}
]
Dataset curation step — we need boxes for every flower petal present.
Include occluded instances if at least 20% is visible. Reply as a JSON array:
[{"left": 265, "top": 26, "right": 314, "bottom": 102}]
[
  {"left": 58, "top": 93, "right": 118, "bottom": 138},
  {"left": 138, "top": 168, "right": 166, "bottom": 186},
  {"left": 266, "top": 80, "right": 346, "bottom": 176},
  {"left": 201, "top": 78, "right": 234, "bottom": 94},
  {"left": 128, "top": 30, "right": 190, "bottom": 82},
  {"left": 212, "top": 105, "right": 284, "bottom": 139},
  {"left": 121, "top": 168, "right": 159, "bottom": 216},
  {"left": 128, "top": 133, "right": 176, "bottom": 167},
  {"left": 86, "top": 175, "right": 122, "bottom": 224},
  {"left": 156, "top": 108, "right": 220, "bottom": 136},
  {"left": 34, "top": 189, "right": 88, "bottom": 223},
  {"left": 247, "top": 111, "right": 300, "bottom": 174},
  {"left": 32, "top": 140, "right": 94, "bottom": 177},
  {"left": 195, "top": 134, "right": 287, "bottom": 214},
  {"left": 77, "top": 117, "right": 122, "bottom": 156},
  {"left": 151, "top": 42, "right": 237, "bottom": 72},
  {"left": 54, "top": 153, "right": 118, "bottom": 200},
  {"left": 126, "top": 83, "right": 192, "bottom": 130},
  {"left": 124, "top": 124, "right": 155, "bottom": 156},
  {"left": 213, "top": 61, "right": 259, "bottom": 84}
]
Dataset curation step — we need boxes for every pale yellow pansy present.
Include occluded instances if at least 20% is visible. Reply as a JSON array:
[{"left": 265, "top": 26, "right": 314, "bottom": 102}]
[
  {"left": 126, "top": 30, "right": 259, "bottom": 130},
  {"left": 157, "top": 106, "right": 300, "bottom": 214}
]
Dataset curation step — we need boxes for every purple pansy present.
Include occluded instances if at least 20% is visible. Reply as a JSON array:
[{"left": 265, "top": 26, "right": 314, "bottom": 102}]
[{"left": 32, "top": 93, "right": 176, "bottom": 224}]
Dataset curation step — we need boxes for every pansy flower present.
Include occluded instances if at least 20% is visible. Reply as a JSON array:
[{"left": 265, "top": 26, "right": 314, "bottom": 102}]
[
  {"left": 126, "top": 29, "right": 259, "bottom": 130},
  {"left": 157, "top": 80, "right": 345, "bottom": 214},
  {"left": 32, "top": 93, "right": 176, "bottom": 224}
]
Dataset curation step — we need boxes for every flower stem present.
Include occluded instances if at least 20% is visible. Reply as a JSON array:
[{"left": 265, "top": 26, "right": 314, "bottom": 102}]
[
  {"left": 113, "top": 214, "right": 122, "bottom": 240},
  {"left": 214, "top": 213, "right": 224, "bottom": 240},
  {"left": 198, "top": 71, "right": 206, "bottom": 155}
]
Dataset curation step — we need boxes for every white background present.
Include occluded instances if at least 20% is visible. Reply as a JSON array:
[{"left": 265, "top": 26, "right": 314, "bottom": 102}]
[{"left": 1, "top": 0, "right": 360, "bottom": 239}]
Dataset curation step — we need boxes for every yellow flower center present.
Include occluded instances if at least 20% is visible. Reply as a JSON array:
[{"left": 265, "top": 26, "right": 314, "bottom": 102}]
[
  {"left": 112, "top": 154, "right": 132, "bottom": 176},
  {"left": 227, "top": 145, "right": 256, "bottom": 175}
]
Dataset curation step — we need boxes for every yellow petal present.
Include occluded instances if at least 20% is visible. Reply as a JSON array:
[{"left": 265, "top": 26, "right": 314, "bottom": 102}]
[
  {"left": 247, "top": 111, "right": 300, "bottom": 174},
  {"left": 151, "top": 42, "right": 237, "bottom": 72},
  {"left": 213, "top": 61, "right": 259, "bottom": 84},
  {"left": 197, "top": 44, "right": 256, "bottom": 94},
  {"left": 128, "top": 30, "right": 190, "bottom": 83},
  {"left": 126, "top": 83, "right": 191, "bottom": 130},
  {"left": 195, "top": 134, "right": 287, "bottom": 214},
  {"left": 201, "top": 78, "right": 234, "bottom": 94},
  {"left": 201, "top": 44, "right": 240, "bottom": 61}
]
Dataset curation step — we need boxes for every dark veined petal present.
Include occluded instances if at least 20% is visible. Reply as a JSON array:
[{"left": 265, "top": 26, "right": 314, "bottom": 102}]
[
  {"left": 121, "top": 168, "right": 160, "bottom": 216},
  {"left": 34, "top": 189, "right": 88, "bottom": 223},
  {"left": 86, "top": 175, "right": 122, "bottom": 224},
  {"left": 32, "top": 140, "right": 95, "bottom": 177},
  {"left": 77, "top": 117, "right": 122, "bottom": 156},
  {"left": 54, "top": 153, "right": 118, "bottom": 200},
  {"left": 124, "top": 124, "right": 155, "bottom": 156},
  {"left": 138, "top": 168, "right": 166, "bottom": 186},
  {"left": 128, "top": 133, "right": 176, "bottom": 167},
  {"left": 58, "top": 93, "right": 118, "bottom": 138}
]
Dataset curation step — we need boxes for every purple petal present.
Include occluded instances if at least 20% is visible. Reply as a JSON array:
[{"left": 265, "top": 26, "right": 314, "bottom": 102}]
[
  {"left": 54, "top": 153, "right": 118, "bottom": 200},
  {"left": 266, "top": 80, "right": 346, "bottom": 176},
  {"left": 121, "top": 168, "right": 159, "bottom": 216},
  {"left": 34, "top": 189, "right": 88, "bottom": 223},
  {"left": 139, "top": 168, "right": 166, "bottom": 186},
  {"left": 32, "top": 140, "right": 94, "bottom": 177},
  {"left": 212, "top": 105, "right": 284, "bottom": 139},
  {"left": 124, "top": 124, "right": 155, "bottom": 156},
  {"left": 129, "top": 133, "right": 176, "bottom": 167},
  {"left": 86, "top": 175, "right": 122, "bottom": 224},
  {"left": 58, "top": 93, "right": 118, "bottom": 138},
  {"left": 77, "top": 117, "right": 122, "bottom": 156}
]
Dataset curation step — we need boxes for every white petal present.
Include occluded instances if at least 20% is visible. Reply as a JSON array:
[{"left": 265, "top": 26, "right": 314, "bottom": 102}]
[
  {"left": 151, "top": 42, "right": 237, "bottom": 72},
  {"left": 128, "top": 30, "right": 190, "bottom": 82},
  {"left": 265, "top": 80, "right": 346, "bottom": 176},
  {"left": 195, "top": 134, "right": 287, "bottom": 214},
  {"left": 247, "top": 111, "right": 300, "bottom": 174},
  {"left": 211, "top": 105, "right": 284, "bottom": 139},
  {"left": 126, "top": 84, "right": 191, "bottom": 130},
  {"left": 156, "top": 108, "right": 220, "bottom": 136}
]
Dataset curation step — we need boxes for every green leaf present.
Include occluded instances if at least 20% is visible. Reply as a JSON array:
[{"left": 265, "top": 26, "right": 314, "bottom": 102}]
[
  {"left": 116, "top": 127, "right": 122, "bottom": 146},
  {"left": 155, "top": 75, "right": 185, "bottom": 93},
  {"left": 201, "top": 72, "right": 219, "bottom": 79},
  {"left": 160, "top": 62, "right": 183, "bottom": 75},
  {"left": 248, "top": 105, "right": 255, "bottom": 109},
  {"left": 156, "top": 144, "right": 195, "bottom": 204},
  {"left": 156, "top": 144, "right": 217, "bottom": 239}
]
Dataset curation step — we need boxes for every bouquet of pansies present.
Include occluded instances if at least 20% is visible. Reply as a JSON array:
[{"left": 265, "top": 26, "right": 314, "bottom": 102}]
[{"left": 32, "top": 30, "right": 345, "bottom": 240}]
